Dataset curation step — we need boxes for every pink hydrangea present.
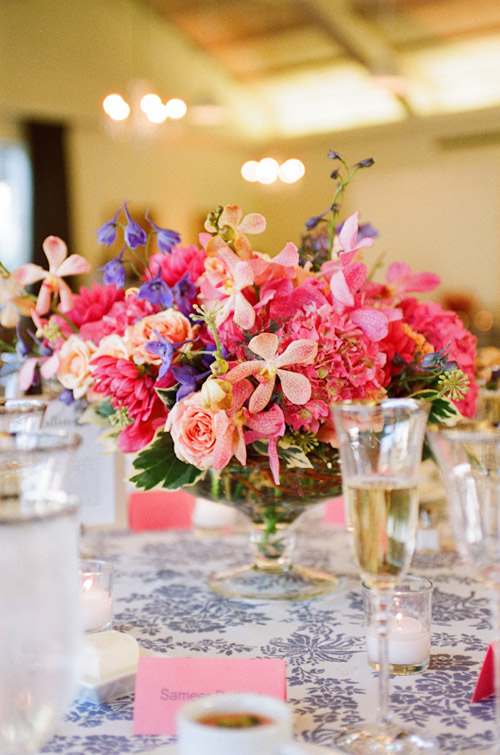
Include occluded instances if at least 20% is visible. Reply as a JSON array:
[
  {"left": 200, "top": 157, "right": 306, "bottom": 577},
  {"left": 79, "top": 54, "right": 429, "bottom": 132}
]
[
  {"left": 400, "top": 297, "right": 478, "bottom": 417},
  {"left": 277, "top": 304, "right": 387, "bottom": 432}
]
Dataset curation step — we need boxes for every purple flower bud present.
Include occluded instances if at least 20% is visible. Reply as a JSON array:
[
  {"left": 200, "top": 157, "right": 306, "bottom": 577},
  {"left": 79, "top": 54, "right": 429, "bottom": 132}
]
[
  {"left": 96, "top": 207, "right": 122, "bottom": 246},
  {"left": 15, "top": 325, "right": 30, "bottom": 359},
  {"left": 123, "top": 202, "right": 147, "bottom": 249},
  {"left": 99, "top": 248, "right": 126, "bottom": 288},
  {"left": 58, "top": 389, "right": 75, "bottom": 405},
  {"left": 146, "top": 210, "right": 181, "bottom": 254},
  {"left": 355, "top": 158, "right": 374, "bottom": 168},
  {"left": 137, "top": 272, "right": 173, "bottom": 308},
  {"left": 328, "top": 150, "right": 342, "bottom": 160},
  {"left": 305, "top": 208, "right": 329, "bottom": 231}
]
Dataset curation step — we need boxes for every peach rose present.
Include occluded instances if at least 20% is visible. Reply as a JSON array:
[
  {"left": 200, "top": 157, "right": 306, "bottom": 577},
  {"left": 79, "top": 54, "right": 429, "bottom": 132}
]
[
  {"left": 165, "top": 392, "right": 216, "bottom": 469},
  {"left": 125, "top": 309, "right": 195, "bottom": 365},
  {"left": 57, "top": 335, "right": 96, "bottom": 399}
]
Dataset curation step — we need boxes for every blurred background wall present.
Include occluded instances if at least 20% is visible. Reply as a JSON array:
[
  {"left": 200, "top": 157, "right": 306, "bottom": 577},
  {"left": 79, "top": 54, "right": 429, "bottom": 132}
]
[{"left": 1, "top": 0, "right": 500, "bottom": 342}]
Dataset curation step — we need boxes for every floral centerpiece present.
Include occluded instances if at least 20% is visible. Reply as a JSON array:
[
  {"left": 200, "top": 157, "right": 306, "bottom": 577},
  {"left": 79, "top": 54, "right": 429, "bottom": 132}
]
[{"left": 0, "top": 152, "right": 478, "bottom": 597}]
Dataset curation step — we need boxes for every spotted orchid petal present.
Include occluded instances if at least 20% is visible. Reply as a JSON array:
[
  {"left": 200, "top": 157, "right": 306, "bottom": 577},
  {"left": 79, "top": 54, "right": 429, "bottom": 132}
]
[
  {"left": 56, "top": 254, "right": 90, "bottom": 278},
  {"left": 218, "top": 205, "right": 243, "bottom": 230},
  {"left": 277, "top": 368, "right": 312, "bottom": 405},
  {"left": 14, "top": 263, "right": 46, "bottom": 287},
  {"left": 275, "top": 339, "right": 317, "bottom": 368},
  {"left": 224, "top": 360, "right": 263, "bottom": 384},
  {"left": 351, "top": 307, "right": 389, "bottom": 342},
  {"left": 329, "top": 270, "right": 354, "bottom": 307},
  {"left": 248, "top": 378, "right": 276, "bottom": 414},
  {"left": 248, "top": 332, "right": 279, "bottom": 361},
  {"left": 237, "top": 212, "right": 266, "bottom": 235},
  {"left": 233, "top": 291, "right": 255, "bottom": 330}
]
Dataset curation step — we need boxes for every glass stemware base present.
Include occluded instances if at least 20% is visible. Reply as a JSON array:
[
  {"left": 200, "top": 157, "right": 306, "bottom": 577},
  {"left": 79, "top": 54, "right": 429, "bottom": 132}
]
[
  {"left": 334, "top": 720, "right": 438, "bottom": 754},
  {"left": 187, "top": 448, "right": 343, "bottom": 600}
]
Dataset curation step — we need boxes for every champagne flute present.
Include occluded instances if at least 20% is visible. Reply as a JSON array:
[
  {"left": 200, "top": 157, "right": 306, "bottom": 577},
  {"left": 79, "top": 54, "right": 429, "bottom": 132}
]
[
  {"left": 427, "top": 421, "right": 500, "bottom": 753},
  {"left": 332, "top": 398, "right": 437, "bottom": 753},
  {"left": 0, "top": 430, "right": 82, "bottom": 754}
]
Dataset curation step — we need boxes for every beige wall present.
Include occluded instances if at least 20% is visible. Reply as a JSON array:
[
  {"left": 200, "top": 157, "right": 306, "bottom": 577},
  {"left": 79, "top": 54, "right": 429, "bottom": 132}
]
[{"left": 2, "top": 0, "right": 500, "bottom": 323}]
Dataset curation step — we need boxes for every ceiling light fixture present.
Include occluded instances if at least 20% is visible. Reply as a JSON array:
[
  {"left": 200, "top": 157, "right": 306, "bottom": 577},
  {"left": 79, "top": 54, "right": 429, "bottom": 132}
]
[
  {"left": 241, "top": 158, "right": 305, "bottom": 185},
  {"left": 102, "top": 81, "right": 187, "bottom": 135}
]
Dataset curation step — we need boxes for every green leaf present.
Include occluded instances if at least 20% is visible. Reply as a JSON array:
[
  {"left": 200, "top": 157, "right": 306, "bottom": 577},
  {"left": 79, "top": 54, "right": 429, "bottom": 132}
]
[
  {"left": 155, "top": 386, "right": 178, "bottom": 409},
  {"left": 130, "top": 432, "right": 204, "bottom": 490},
  {"left": 249, "top": 439, "right": 313, "bottom": 469},
  {"left": 95, "top": 400, "right": 116, "bottom": 419}
]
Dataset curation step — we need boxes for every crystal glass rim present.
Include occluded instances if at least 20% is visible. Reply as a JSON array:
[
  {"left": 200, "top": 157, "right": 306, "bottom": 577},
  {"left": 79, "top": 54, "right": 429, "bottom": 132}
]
[
  {"left": 79, "top": 559, "right": 114, "bottom": 576},
  {"left": 362, "top": 575, "right": 433, "bottom": 594},
  {"left": 0, "top": 428, "right": 82, "bottom": 453},
  {"left": 0, "top": 397, "right": 49, "bottom": 415},
  {"left": 332, "top": 397, "right": 430, "bottom": 414},
  {"left": 0, "top": 491, "right": 79, "bottom": 524},
  {"left": 427, "top": 420, "right": 500, "bottom": 443}
]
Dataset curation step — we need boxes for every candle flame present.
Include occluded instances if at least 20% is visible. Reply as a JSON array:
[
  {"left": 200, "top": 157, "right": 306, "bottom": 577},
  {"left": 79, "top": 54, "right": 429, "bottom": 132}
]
[
  {"left": 82, "top": 577, "right": 94, "bottom": 592},
  {"left": 395, "top": 612, "right": 404, "bottom": 626}
]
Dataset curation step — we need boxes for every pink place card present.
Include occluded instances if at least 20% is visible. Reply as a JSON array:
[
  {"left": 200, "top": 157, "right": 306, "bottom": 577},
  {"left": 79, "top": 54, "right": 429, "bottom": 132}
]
[
  {"left": 128, "top": 490, "right": 195, "bottom": 531},
  {"left": 133, "top": 657, "right": 287, "bottom": 735},
  {"left": 323, "top": 496, "right": 347, "bottom": 526},
  {"left": 472, "top": 643, "right": 496, "bottom": 702}
]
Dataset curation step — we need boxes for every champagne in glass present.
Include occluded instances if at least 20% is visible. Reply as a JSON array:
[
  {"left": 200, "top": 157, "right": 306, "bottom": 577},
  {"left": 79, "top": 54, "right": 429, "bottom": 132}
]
[
  {"left": 332, "top": 399, "right": 437, "bottom": 754},
  {"left": 345, "top": 476, "right": 419, "bottom": 589}
]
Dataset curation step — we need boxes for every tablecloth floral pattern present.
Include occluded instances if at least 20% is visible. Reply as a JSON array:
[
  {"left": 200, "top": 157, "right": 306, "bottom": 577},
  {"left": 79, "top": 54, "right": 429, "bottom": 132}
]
[{"left": 42, "top": 507, "right": 493, "bottom": 754}]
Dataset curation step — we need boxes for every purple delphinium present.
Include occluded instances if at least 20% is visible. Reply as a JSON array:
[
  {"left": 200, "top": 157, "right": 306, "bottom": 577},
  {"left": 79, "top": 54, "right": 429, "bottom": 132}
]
[
  {"left": 137, "top": 271, "right": 173, "bottom": 308},
  {"left": 305, "top": 208, "right": 330, "bottom": 231},
  {"left": 99, "top": 248, "right": 126, "bottom": 288},
  {"left": 123, "top": 202, "right": 147, "bottom": 249},
  {"left": 173, "top": 274, "right": 196, "bottom": 316},
  {"left": 96, "top": 206, "right": 122, "bottom": 246},
  {"left": 58, "top": 388, "right": 75, "bottom": 405},
  {"left": 145, "top": 331, "right": 175, "bottom": 379},
  {"left": 354, "top": 157, "right": 375, "bottom": 168},
  {"left": 171, "top": 363, "right": 210, "bottom": 401},
  {"left": 145, "top": 210, "right": 181, "bottom": 254}
]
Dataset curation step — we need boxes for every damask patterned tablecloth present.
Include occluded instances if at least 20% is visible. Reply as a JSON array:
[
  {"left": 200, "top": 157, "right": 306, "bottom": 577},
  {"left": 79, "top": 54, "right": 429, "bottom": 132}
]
[{"left": 42, "top": 507, "right": 494, "bottom": 754}]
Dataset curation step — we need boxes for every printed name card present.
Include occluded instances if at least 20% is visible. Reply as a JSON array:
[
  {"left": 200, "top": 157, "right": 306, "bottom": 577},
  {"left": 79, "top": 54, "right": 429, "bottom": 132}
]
[
  {"left": 133, "top": 656, "right": 287, "bottom": 735},
  {"left": 323, "top": 496, "right": 347, "bottom": 526}
]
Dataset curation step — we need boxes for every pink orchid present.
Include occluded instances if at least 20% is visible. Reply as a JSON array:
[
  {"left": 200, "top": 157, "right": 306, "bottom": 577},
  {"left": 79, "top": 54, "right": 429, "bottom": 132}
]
[
  {"left": 244, "top": 404, "right": 285, "bottom": 484},
  {"left": 213, "top": 379, "right": 254, "bottom": 471},
  {"left": 386, "top": 262, "right": 440, "bottom": 297},
  {"left": 15, "top": 236, "right": 90, "bottom": 315},
  {"left": 18, "top": 352, "right": 59, "bottom": 392},
  {"left": 214, "top": 247, "right": 256, "bottom": 330},
  {"left": 224, "top": 332, "right": 317, "bottom": 413},
  {"left": 204, "top": 204, "right": 266, "bottom": 260},
  {"left": 336, "top": 212, "right": 374, "bottom": 265}
]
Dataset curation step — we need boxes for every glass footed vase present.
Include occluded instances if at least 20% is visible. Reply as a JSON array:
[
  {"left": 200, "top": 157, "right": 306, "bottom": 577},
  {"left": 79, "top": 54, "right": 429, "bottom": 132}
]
[{"left": 187, "top": 448, "right": 342, "bottom": 600}]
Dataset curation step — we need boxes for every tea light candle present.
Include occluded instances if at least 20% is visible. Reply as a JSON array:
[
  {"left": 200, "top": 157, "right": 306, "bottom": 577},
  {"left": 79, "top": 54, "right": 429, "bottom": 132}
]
[
  {"left": 80, "top": 576, "right": 113, "bottom": 632},
  {"left": 366, "top": 612, "right": 431, "bottom": 666}
]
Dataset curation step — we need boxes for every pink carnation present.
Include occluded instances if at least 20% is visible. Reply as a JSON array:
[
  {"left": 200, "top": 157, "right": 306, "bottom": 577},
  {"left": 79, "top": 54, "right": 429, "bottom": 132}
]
[
  {"left": 62, "top": 282, "right": 124, "bottom": 333},
  {"left": 149, "top": 245, "right": 206, "bottom": 287},
  {"left": 401, "top": 297, "right": 478, "bottom": 417},
  {"left": 91, "top": 355, "right": 168, "bottom": 452}
]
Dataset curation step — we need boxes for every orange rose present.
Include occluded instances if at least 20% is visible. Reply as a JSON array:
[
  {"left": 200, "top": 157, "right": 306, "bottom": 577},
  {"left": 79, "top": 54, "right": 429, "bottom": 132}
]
[
  {"left": 125, "top": 309, "right": 195, "bottom": 365},
  {"left": 57, "top": 335, "right": 96, "bottom": 399}
]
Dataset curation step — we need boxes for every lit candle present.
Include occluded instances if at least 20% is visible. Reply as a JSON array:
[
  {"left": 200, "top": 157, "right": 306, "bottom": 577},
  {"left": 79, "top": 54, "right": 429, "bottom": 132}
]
[
  {"left": 366, "top": 612, "right": 430, "bottom": 667},
  {"left": 80, "top": 576, "right": 113, "bottom": 633}
]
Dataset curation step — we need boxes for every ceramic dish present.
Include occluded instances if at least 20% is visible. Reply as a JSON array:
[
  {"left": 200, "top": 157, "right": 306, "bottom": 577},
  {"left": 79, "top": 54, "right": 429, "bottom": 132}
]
[{"left": 78, "top": 646, "right": 153, "bottom": 704}]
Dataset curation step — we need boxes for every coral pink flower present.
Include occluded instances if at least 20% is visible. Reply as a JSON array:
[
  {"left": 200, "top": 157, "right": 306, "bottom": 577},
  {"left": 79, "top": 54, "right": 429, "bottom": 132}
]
[
  {"left": 243, "top": 404, "right": 286, "bottom": 484},
  {"left": 91, "top": 355, "right": 168, "bottom": 452},
  {"left": 165, "top": 392, "right": 217, "bottom": 469},
  {"left": 212, "top": 379, "right": 254, "bottom": 470},
  {"left": 225, "top": 332, "right": 317, "bottom": 413},
  {"left": 15, "top": 236, "right": 90, "bottom": 315}
]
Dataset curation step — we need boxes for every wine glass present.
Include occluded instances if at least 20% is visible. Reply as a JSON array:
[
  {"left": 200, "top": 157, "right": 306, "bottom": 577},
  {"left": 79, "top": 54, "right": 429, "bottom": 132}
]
[
  {"left": 331, "top": 398, "right": 437, "bottom": 753},
  {"left": 0, "top": 396, "right": 48, "bottom": 432},
  {"left": 0, "top": 429, "right": 82, "bottom": 754},
  {"left": 427, "top": 421, "right": 500, "bottom": 753}
]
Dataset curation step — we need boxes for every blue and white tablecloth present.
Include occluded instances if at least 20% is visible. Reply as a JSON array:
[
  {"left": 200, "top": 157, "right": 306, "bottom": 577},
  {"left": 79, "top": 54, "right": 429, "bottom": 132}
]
[{"left": 42, "top": 506, "right": 494, "bottom": 754}]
